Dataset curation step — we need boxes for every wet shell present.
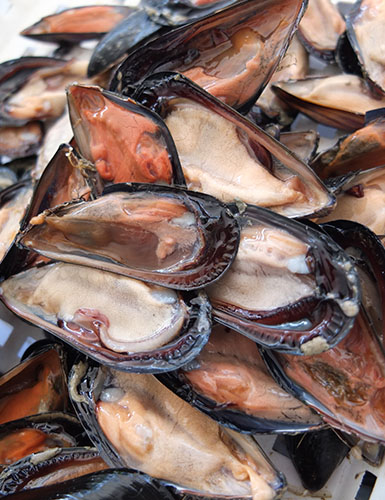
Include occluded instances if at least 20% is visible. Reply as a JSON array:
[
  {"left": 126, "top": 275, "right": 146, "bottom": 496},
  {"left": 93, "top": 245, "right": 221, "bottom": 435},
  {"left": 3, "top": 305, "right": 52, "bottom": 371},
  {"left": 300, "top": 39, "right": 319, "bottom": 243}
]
[
  {"left": 70, "top": 360, "right": 286, "bottom": 500},
  {"left": 0, "top": 262, "right": 212, "bottom": 373},
  {"left": 111, "top": 0, "right": 308, "bottom": 112},
  {"left": 17, "top": 183, "right": 240, "bottom": 290},
  {"left": 159, "top": 323, "right": 323, "bottom": 433},
  {"left": 206, "top": 204, "right": 360, "bottom": 354}
]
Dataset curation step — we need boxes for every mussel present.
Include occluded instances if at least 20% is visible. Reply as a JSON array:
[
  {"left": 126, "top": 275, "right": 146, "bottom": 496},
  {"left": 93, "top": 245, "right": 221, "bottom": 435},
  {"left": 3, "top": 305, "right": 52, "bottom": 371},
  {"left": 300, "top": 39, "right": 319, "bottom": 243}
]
[
  {"left": 111, "top": 0, "right": 308, "bottom": 112},
  {"left": 70, "top": 360, "right": 286, "bottom": 500},
  {"left": 67, "top": 84, "right": 185, "bottom": 187},
  {"left": 17, "top": 183, "right": 240, "bottom": 290},
  {"left": 132, "top": 72, "right": 333, "bottom": 218},
  {"left": 20, "top": 6, "right": 135, "bottom": 43},
  {"left": 159, "top": 323, "right": 323, "bottom": 433},
  {"left": 206, "top": 204, "right": 360, "bottom": 354}
]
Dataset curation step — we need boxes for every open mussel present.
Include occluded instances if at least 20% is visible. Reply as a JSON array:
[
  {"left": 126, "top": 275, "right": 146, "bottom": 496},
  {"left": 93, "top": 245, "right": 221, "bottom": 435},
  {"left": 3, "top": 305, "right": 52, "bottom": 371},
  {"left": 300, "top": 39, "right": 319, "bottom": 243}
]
[
  {"left": 159, "top": 323, "right": 323, "bottom": 433},
  {"left": 0, "top": 447, "right": 108, "bottom": 496},
  {"left": 67, "top": 84, "right": 185, "bottom": 187},
  {"left": 0, "top": 260, "right": 211, "bottom": 372},
  {"left": 17, "top": 183, "right": 240, "bottom": 290},
  {"left": 4, "top": 468, "right": 179, "bottom": 500},
  {"left": 206, "top": 204, "right": 360, "bottom": 354},
  {"left": 0, "top": 342, "right": 68, "bottom": 425},
  {"left": 262, "top": 222, "right": 385, "bottom": 443},
  {"left": 70, "top": 360, "right": 286, "bottom": 500},
  {"left": 0, "top": 179, "right": 33, "bottom": 263},
  {"left": 111, "top": 0, "right": 308, "bottom": 112},
  {"left": 345, "top": 0, "right": 385, "bottom": 96},
  {"left": 132, "top": 72, "right": 333, "bottom": 218},
  {"left": 297, "top": 0, "right": 345, "bottom": 60},
  {"left": 0, "top": 122, "right": 43, "bottom": 164},
  {"left": 20, "top": 5, "right": 135, "bottom": 43},
  {"left": 311, "top": 111, "right": 385, "bottom": 178},
  {"left": 272, "top": 74, "right": 385, "bottom": 131},
  {"left": 0, "top": 57, "right": 91, "bottom": 127},
  {"left": 318, "top": 166, "right": 385, "bottom": 239}
]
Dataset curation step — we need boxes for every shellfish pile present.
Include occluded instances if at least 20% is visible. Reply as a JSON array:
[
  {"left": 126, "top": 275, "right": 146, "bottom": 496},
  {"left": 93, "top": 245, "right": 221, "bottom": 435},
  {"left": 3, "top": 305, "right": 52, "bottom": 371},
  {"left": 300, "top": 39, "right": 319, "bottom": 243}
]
[{"left": 0, "top": 0, "right": 385, "bottom": 498}]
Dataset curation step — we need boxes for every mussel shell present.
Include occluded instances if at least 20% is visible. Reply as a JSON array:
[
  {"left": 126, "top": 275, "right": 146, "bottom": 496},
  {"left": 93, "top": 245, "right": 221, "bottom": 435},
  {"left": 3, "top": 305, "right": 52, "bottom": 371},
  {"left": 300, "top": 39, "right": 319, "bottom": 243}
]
[
  {"left": 20, "top": 5, "right": 135, "bottom": 43},
  {"left": 311, "top": 113, "right": 385, "bottom": 178},
  {"left": 158, "top": 324, "right": 324, "bottom": 434},
  {"left": 0, "top": 122, "right": 43, "bottom": 164},
  {"left": 261, "top": 222, "right": 385, "bottom": 442},
  {"left": 0, "top": 447, "right": 108, "bottom": 495},
  {"left": 0, "top": 343, "right": 68, "bottom": 425},
  {"left": 142, "top": 0, "right": 239, "bottom": 26},
  {"left": 272, "top": 74, "right": 385, "bottom": 131},
  {"left": 207, "top": 204, "right": 360, "bottom": 354},
  {"left": 345, "top": 0, "right": 385, "bottom": 96},
  {"left": 297, "top": 0, "right": 345, "bottom": 61},
  {"left": 66, "top": 84, "right": 185, "bottom": 187},
  {"left": 132, "top": 71, "right": 334, "bottom": 218},
  {"left": 4, "top": 468, "right": 179, "bottom": 500},
  {"left": 0, "top": 263, "right": 212, "bottom": 373},
  {"left": 283, "top": 428, "right": 350, "bottom": 491},
  {"left": 70, "top": 359, "right": 286, "bottom": 499},
  {"left": 111, "top": 0, "right": 308, "bottom": 112},
  {"left": 0, "top": 412, "right": 89, "bottom": 466},
  {"left": 87, "top": 9, "right": 164, "bottom": 78},
  {"left": 0, "top": 57, "right": 68, "bottom": 127},
  {"left": 18, "top": 183, "right": 240, "bottom": 290}
]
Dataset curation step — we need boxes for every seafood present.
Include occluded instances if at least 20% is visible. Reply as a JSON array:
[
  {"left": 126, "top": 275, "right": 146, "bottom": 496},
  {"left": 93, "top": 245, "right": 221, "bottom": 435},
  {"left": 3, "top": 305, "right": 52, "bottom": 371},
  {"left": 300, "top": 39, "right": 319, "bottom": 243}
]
[
  {"left": 273, "top": 74, "right": 385, "bottom": 130},
  {"left": 160, "top": 323, "right": 323, "bottom": 432},
  {"left": 0, "top": 122, "right": 43, "bottom": 163},
  {"left": 111, "top": 0, "right": 308, "bottom": 111},
  {"left": 0, "top": 262, "right": 212, "bottom": 372},
  {"left": 297, "top": 0, "right": 345, "bottom": 60},
  {"left": 318, "top": 166, "right": 385, "bottom": 239},
  {"left": 0, "top": 343, "right": 68, "bottom": 425},
  {"left": 4, "top": 468, "right": 178, "bottom": 500},
  {"left": 0, "top": 58, "right": 91, "bottom": 126},
  {"left": 206, "top": 205, "right": 360, "bottom": 353},
  {"left": 311, "top": 113, "right": 385, "bottom": 178},
  {"left": 345, "top": 0, "right": 385, "bottom": 95},
  {"left": 132, "top": 72, "right": 333, "bottom": 218},
  {"left": 262, "top": 222, "right": 385, "bottom": 442},
  {"left": 70, "top": 361, "right": 286, "bottom": 500},
  {"left": 17, "top": 183, "right": 240, "bottom": 289},
  {"left": 0, "top": 412, "right": 86, "bottom": 466},
  {"left": 0, "top": 447, "right": 108, "bottom": 495},
  {"left": 21, "top": 6, "right": 134, "bottom": 43},
  {"left": 67, "top": 84, "right": 185, "bottom": 186}
]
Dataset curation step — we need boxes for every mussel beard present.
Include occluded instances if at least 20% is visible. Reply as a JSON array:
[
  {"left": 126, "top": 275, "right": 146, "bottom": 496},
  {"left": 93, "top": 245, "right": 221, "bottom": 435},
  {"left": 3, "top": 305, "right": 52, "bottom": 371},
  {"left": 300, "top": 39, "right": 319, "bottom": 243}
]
[
  {"left": 165, "top": 100, "right": 309, "bottom": 210},
  {"left": 0, "top": 263, "right": 187, "bottom": 353},
  {"left": 95, "top": 370, "right": 281, "bottom": 500}
]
